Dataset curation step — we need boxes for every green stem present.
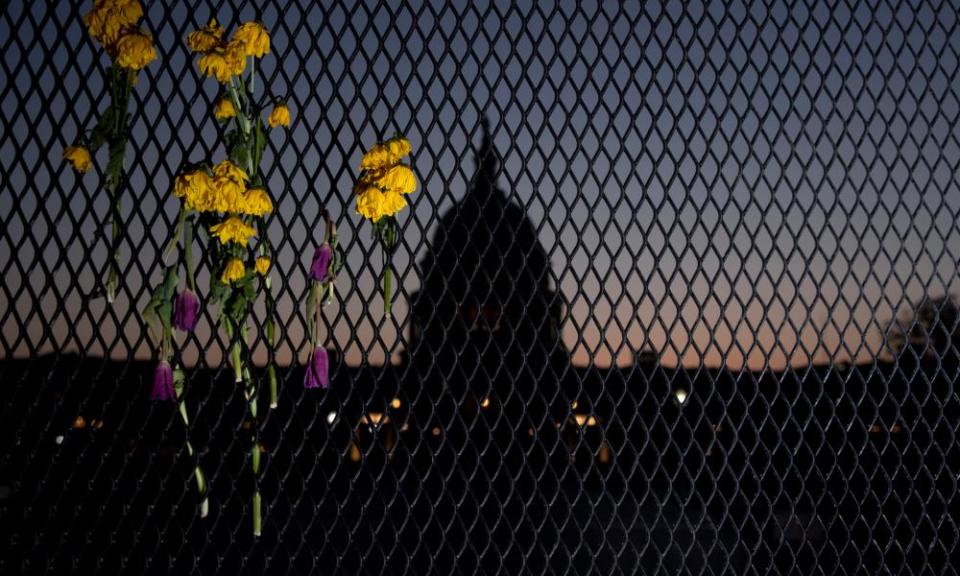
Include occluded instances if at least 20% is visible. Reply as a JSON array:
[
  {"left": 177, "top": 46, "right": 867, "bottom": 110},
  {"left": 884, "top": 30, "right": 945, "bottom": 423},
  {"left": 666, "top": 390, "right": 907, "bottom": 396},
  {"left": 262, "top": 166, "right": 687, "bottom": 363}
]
[
  {"left": 184, "top": 216, "right": 196, "bottom": 292},
  {"left": 384, "top": 264, "right": 392, "bottom": 319},
  {"left": 174, "top": 366, "right": 209, "bottom": 518},
  {"left": 104, "top": 67, "right": 134, "bottom": 304},
  {"left": 230, "top": 339, "right": 243, "bottom": 383}
]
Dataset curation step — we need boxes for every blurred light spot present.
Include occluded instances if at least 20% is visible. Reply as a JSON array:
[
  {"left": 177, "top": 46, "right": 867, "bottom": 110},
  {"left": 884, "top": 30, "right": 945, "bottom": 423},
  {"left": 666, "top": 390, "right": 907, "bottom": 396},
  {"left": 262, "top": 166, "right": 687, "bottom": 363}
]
[
  {"left": 72, "top": 416, "right": 86, "bottom": 429},
  {"left": 326, "top": 411, "right": 337, "bottom": 424},
  {"left": 55, "top": 435, "right": 64, "bottom": 445},
  {"left": 480, "top": 397, "right": 491, "bottom": 409},
  {"left": 349, "top": 443, "right": 361, "bottom": 462},
  {"left": 391, "top": 398, "right": 402, "bottom": 409},
  {"left": 674, "top": 389, "right": 688, "bottom": 405},
  {"left": 431, "top": 426, "right": 441, "bottom": 437}
]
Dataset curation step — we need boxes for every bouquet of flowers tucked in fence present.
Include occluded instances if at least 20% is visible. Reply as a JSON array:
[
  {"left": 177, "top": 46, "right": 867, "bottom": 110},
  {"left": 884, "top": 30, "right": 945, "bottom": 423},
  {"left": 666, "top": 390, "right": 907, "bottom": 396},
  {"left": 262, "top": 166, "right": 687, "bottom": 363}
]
[
  {"left": 354, "top": 136, "right": 417, "bottom": 317},
  {"left": 144, "top": 17, "right": 290, "bottom": 536},
  {"left": 63, "top": 0, "right": 157, "bottom": 303}
]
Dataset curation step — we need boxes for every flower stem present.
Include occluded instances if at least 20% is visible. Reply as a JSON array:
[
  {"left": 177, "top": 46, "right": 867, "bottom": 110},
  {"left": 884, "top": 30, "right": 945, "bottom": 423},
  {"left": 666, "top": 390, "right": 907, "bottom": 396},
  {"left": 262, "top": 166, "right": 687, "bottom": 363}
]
[
  {"left": 384, "top": 264, "right": 392, "bottom": 319},
  {"left": 174, "top": 367, "right": 208, "bottom": 518}
]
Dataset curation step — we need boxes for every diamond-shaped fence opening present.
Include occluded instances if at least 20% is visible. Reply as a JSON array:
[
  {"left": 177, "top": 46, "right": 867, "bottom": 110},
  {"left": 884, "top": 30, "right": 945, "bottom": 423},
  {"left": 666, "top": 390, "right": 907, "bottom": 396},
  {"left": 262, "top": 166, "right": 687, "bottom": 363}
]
[{"left": 2, "top": 1, "right": 960, "bottom": 574}]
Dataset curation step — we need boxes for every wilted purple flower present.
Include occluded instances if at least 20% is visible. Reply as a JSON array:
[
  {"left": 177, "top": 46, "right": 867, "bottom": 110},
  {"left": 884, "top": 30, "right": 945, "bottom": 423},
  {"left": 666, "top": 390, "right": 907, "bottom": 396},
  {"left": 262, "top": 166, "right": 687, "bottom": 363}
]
[
  {"left": 310, "top": 244, "right": 333, "bottom": 282},
  {"left": 304, "top": 346, "right": 329, "bottom": 389},
  {"left": 151, "top": 361, "right": 176, "bottom": 402},
  {"left": 172, "top": 289, "right": 200, "bottom": 332}
]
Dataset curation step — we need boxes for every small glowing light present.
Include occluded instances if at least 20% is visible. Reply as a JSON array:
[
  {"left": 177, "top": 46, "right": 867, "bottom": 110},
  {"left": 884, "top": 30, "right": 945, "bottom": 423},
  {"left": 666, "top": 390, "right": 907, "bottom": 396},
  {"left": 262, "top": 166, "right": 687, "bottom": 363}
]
[
  {"left": 400, "top": 423, "right": 410, "bottom": 432},
  {"left": 72, "top": 416, "right": 86, "bottom": 429},
  {"left": 573, "top": 414, "right": 598, "bottom": 427},
  {"left": 349, "top": 443, "right": 361, "bottom": 462},
  {"left": 326, "top": 411, "right": 337, "bottom": 424},
  {"left": 91, "top": 419, "right": 104, "bottom": 429},
  {"left": 431, "top": 426, "right": 441, "bottom": 437},
  {"left": 571, "top": 401, "right": 578, "bottom": 409},
  {"left": 391, "top": 398, "right": 402, "bottom": 409},
  {"left": 361, "top": 412, "right": 387, "bottom": 427},
  {"left": 527, "top": 427, "right": 535, "bottom": 437},
  {"left": 480, "top": 397, "right": 491, "bottom": 409},
  {"left": 55, "top": 435, "right": 64, "bottom": 445},
  {"left": 674, "top": 389, "right": 688, "bottom": 405},
  {"left": 599, "top": 442, "right": 611, "bottom": 464}
]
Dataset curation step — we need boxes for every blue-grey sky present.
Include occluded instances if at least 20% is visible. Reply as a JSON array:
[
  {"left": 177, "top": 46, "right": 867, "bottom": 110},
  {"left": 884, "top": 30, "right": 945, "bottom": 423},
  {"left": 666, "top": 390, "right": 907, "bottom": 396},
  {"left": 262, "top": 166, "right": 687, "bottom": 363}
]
[{"left": 2, "top": 0, "right": 960, "bottom": 370}]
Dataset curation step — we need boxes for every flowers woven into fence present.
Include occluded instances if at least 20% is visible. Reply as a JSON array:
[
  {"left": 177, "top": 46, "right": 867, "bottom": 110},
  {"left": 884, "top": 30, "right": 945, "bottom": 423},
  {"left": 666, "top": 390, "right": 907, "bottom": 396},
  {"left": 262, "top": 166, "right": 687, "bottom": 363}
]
[
  {"left": 63, "top": 0, "right": 157, "bottom": 303},
  {"left": 145, "top": 17, "right": 289, "bottom": 536},
  {"left": 354, "top": 136, "right": 417, "bottom": 316}
]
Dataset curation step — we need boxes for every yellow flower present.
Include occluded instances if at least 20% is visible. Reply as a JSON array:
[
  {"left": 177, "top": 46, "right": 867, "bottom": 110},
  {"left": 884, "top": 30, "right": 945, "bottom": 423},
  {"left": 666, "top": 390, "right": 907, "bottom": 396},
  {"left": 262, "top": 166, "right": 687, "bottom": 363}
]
[
  {"left": 209, "top": 216, "right": 256, "bottom": 245},
  {"left": 232, "top": 22, "right": 270, "bottom": 58},
  {"left": 64, "top": 146, "right": 93, "bottom": 173},
  {"left": 213, "top": 159, "right": 248, "bottom": 185},
  {"left": 186, "top": 18, "right": 224, "bottom": 53},
  {"left": 220, "top": 258, "right": 245, "bottom": 284},
  {"left": 113, "top": 29, "right": 156, "bottom": 70},
  {"left": 174, "top": 170, "right": 217, "bottom": 211},
  {"left": 239, "top": 187, "right": 273, "bottom": 217},
  {"left": 197, "top": 50, "right": 232, "bottom": 83},
  {"left": 355, "top": 186, "right": 387, "bottom": 222},
  {"left": 375, "top": 164, "right": 417, "bottom": 195},
  {"left": 224, "top": 39, "right": 248, "bottom": 76},
  {"left": 255, "top": 256, "right": 271, "bottom": 276},
  {"left": 84, "top": 0, "right": 143, "bottom": 46},
  {"left": 359, "top": 136, "right": 412, "bottom": 171},
  {"left": 381, "top": 189, "right": 407, "bottom": 217},
  {"left": 214, "top": 97, "right": 236, "bottom": 120},
  {"left": 268, "top": 103, "right": 291, "bottom": 128}
]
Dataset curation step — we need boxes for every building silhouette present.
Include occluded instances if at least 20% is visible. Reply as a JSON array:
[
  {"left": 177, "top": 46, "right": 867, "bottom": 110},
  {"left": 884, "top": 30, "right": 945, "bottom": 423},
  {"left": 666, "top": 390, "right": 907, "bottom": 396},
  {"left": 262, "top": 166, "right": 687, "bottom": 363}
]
[{"left": 406, "top": 119, "right": 569, "bottom": 441}]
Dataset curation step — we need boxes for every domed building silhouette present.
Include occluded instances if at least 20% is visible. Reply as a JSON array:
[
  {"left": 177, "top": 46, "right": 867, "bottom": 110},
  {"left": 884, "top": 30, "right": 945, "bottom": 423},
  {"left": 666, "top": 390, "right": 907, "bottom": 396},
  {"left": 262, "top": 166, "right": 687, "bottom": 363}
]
[{"left": 405, "top": 119, "right": 569, "bottom": 440}]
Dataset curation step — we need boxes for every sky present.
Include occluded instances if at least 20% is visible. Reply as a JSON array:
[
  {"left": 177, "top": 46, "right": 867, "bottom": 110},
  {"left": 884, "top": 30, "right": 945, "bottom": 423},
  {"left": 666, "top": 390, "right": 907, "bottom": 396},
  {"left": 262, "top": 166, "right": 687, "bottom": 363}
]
[{"left": 2, "top": 0, "right": 960, "bottom": 371}]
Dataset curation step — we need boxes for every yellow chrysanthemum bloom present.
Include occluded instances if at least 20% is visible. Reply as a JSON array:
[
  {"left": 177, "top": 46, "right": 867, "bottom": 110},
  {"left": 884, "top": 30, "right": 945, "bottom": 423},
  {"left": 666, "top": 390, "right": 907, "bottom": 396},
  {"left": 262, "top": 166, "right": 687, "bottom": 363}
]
[
  {"left": 197, "top": 50, "right": 232, "bottom": 83},
  {"left": 267, "top": 104, "right": 291, "bottom": 128},
  {"left": 232, "top": 22, "right": 270, "bottom": 58},
  {"left": 64, "top": 146, "right": 93, "bottom": 173},
  {"left": 359, "top": 136, "right": 412, "bottom": 172},
  {"left": 210, "top": 216, "right": 256, "bottom": 245},
  {"left": 239, "top": 187, "right": 273, "bottom": 217},
  {"left": 114, "top": 29, "right": 156, "bottom": 70},
  {"left": 84, "top": 0, "right": 143, "bottom": 46},
  {"left": 173, "top": 170, "right": 217, "bottom": 212},
  {"left": 355, "top": 186, "right": 387, "bottom": 222},
  {"left": 255, "top": 256, "right": 271, "bottom": 276},
  {"left": 213, "top": 159, "right": 248, "bottom": 185},
  {"left": 381, "top": 189, "right": 407, "bottom": 217},
  {"left": 214, "top": 97, "right": 236, "bottom": 120},
  {"left": 375, "top": 164, "right": 417, "bottom": 195},
  {"left": 225, "top": 39, "right": 248, "bottom": 76},
  {"left": 186, "top": 18, "right": 224, "bottom": 53},
  {"left": 220, "top": 258, "right": 245, "bottom": 284}
]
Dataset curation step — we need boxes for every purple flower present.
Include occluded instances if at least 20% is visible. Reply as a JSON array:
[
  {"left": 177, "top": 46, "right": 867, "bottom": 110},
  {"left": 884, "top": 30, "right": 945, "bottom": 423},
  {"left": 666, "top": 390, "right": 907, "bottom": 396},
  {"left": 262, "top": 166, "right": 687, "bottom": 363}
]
[
  {"left": 151, "top": 361, "right": 176, "bottom": 402},
  {"left": 172, "top": 289, "right": 200, "bottom": 332},
  {"left": 304, "top": 346, "right": 329, "bottom": 389},
  {"left": 310, "top": 244, "right": 333, "bottom": 282}
]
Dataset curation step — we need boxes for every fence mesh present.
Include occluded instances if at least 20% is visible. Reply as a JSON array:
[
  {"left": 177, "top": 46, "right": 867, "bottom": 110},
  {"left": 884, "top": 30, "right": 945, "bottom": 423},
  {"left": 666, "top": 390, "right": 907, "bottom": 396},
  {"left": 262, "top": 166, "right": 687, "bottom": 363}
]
[{"left": 2, "top": 0, "right": 960, "bottom": 574}]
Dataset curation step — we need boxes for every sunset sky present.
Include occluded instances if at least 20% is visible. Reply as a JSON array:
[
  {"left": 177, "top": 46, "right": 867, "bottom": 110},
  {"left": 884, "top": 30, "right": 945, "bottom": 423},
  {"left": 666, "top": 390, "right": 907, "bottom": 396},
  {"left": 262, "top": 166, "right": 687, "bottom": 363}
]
[{"left": 2, "top": 0, "right": 959, "bottom": 371}]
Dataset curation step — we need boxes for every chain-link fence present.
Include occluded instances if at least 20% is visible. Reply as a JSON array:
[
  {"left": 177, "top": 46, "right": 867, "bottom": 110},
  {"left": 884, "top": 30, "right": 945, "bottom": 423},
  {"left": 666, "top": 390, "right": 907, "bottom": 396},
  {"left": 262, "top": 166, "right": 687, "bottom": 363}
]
[{"left": 3, "top": 0, "right": 960, "bottom": 574}]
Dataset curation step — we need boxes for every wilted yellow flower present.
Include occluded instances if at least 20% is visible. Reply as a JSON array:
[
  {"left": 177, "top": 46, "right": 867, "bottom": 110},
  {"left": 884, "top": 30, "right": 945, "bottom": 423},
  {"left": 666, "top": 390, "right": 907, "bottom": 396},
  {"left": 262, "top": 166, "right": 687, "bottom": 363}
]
[
  {"left": 255, "top": 256, "right": 271, "bottom": 276},
  {"left": 210, "top": 216, "right": 256, "bottom": 245},
  {"left": 84, "top": 0, "right": 143, "bottom": 46},
  {"left": 197, "top": 50, "right": 232, "bottom": 83},
  {"left": 224, "top": 39, "right": 248, "bottom": 76},
  {"left": 359, "top": 136, "right": 412, "bottom": 172},
  {"left": 220, "top": 258, "right": 245, "bottom": 284},
  {"left": 186, "top": 18, "right": 224, "bottom": 53},
  {"left": 214, "top": 97, "right": 236, "bottom": 120},
  {"left": 375, "top": 164, "right": 417, "bottom": 195},
  {"left": 114, "top": 29, "right": 156, "bottom": 70},
  {"left": 213, "top": 159, "right": 247, "bottom": 183},
  {"left": 239, "top": 187, "right": 273, "bottom": 217},
  {"left": 174, "top": 170, "right": 217, "bottom": 212},
  {"left": 64, "top": 146, "right": 93, "bottom": 173},
  {"left": 232, "top": 22, "right": 270, "bottom": 58},
  {"left": 267, "top": 104, "right": 291, "bottom": 128}
]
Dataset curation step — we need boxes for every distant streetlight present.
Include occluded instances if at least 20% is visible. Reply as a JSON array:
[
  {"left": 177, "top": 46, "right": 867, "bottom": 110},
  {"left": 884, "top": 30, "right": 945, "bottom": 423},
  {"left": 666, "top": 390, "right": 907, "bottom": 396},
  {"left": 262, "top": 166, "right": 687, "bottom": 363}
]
[{"left": 674, "top": 388, "right": 689, "bottom": 405}]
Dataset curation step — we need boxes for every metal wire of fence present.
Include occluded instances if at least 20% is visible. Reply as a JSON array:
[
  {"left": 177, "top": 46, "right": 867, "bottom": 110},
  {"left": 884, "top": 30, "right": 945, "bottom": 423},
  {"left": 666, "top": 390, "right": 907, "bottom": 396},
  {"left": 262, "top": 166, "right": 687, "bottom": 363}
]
[{"left": 2, "top": 0, "right": 960, "bottom": 574}]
